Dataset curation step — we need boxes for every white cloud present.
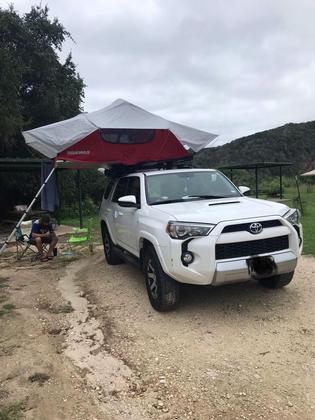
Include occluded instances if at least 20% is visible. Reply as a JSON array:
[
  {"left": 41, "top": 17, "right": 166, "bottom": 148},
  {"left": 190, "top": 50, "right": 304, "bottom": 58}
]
[{"left": 2, "top": 0, "right": 315, "bottom": 145}]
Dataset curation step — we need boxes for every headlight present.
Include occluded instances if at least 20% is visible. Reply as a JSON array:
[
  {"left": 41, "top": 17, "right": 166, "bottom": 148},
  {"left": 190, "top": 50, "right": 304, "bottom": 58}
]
[
  {"left": 283, "top": 209, "right": 300, "bottom": 225},
  {"left": 166, "top": 221, "right": 215, "bottom": 239}
]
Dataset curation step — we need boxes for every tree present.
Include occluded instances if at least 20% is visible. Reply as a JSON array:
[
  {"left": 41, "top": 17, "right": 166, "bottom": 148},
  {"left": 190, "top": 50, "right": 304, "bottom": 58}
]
[{"left": 0, "top": 4, "right": 85, "bottom": 156}]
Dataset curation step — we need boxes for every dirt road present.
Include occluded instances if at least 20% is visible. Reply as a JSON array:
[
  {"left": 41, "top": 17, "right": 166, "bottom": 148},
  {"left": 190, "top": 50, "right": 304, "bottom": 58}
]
[{"left": 0, "top": 251, "right": 314, "bottom": 419}]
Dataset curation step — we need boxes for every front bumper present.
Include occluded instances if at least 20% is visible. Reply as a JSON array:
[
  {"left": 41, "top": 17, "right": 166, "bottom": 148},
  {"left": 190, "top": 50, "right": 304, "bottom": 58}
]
[
  {"left": 213, "top": 251, "right": 297, "bottom": 286},
  {"left": 157, "top": 217, "right": 301, "bottom": 286}
]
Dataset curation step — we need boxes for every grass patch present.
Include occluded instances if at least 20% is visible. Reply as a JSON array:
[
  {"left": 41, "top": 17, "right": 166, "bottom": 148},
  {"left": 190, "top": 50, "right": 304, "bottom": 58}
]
[
  {"left": 0, "top": 278, "right": 9, "bottom": 289},
  {"left": 0, "top": 303, "right": 15, "bottom": 318},
  {"left": 0, "top": 402, "right": 23, "bottom": 420},
  {"left": 2, "top": 304, "right": 15, "bottom": 311},
  {"left": 284, "top": 185, "right": 315, "bottom": 256},
  {"left": 28, "top": 372, "right": 50, "bottom": 385},
  {"left": 259, "top": 182, "right": 314, "bottom": 256},
  {"left": 59, "top": 214, "right": 100, "bottom": 230}
]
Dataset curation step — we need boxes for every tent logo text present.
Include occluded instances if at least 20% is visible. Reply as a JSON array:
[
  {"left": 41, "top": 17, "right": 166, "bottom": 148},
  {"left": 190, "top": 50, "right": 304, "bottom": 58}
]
[{"left": 67, "top": 150, "right": 90, "bottom": 155}]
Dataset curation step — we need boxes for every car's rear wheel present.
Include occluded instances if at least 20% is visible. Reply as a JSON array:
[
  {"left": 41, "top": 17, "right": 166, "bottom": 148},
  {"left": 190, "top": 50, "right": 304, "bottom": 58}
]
[
  {"left": 259, "top": 271, "right": 294, "bottom": 289},
  {"left": 101, "top": 223, "right": 123, "bottom": 265},
  {"left": 143, "top": 247, "right": 180, "bottom": 312}
]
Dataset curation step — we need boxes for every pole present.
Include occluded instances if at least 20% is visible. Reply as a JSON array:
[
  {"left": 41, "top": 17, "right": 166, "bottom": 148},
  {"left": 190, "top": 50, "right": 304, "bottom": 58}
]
[
  {"left": 255, "top": 166, "right": 258, "bottom": 198},
  {"left": 0, "top": 167, "right": 56, "bottom": 256},
  {"left": 77, "top": 170, "right": 83, "bottom": 229},
  {"left": 279, "top": 165, "right": 283, "bottom": 199},
  {"left": 295, "top": 176, "right": 303, "bottom": 214}
]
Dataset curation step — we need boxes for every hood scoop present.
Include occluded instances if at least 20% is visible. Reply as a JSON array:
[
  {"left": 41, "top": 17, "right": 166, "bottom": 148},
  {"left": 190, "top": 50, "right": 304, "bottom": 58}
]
[{"left": 208, "top": 201, "right": 240, "bottom": 206}]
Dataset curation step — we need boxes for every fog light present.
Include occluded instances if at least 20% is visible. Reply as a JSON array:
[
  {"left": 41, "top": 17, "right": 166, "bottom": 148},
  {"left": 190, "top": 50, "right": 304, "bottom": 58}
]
[{"left": 181, "top": 251, "right": 194, "bottom": 265}]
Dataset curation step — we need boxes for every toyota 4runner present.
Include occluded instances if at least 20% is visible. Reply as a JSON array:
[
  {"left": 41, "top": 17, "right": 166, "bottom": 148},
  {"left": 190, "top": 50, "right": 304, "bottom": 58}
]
[{"left": 100, "top": 168, "right": 303, "bottom": 311}]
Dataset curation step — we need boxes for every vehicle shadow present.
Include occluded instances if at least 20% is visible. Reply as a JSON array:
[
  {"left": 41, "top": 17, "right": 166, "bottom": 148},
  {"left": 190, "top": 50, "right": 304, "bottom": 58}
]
[
  {"left": 107, "top": 261, "right": 300, "bottom": 318},
  {"left": 176, "top": 279, "right": 299, "bottom": 316}
]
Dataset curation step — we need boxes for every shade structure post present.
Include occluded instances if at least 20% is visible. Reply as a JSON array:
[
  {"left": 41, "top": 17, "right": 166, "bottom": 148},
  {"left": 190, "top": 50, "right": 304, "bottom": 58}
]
[
  {"left": 0, "top": 167, "right": 56, "bottom": 256},
  {"left": 76, "top": 170, "right": 83, "bottom": 229},
  {"left": 255, "top": 166, "right": 258, "bottom": 198},
  {"left": 295, "top": 176, "right": 303, "bottom": 214},
  {"left": 279, "top": 165, "right": 283, "bottom": 199}
]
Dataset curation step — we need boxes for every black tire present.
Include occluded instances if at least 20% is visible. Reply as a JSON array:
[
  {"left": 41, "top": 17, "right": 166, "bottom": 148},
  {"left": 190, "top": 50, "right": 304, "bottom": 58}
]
[
  {"left": 101, "top": 223, "right": 123, "bottom": 265},
  {"left": 259, "top": 271, "right": 294, "bottom": 289},
  {"left": 143, "top": 247, "right": 180, "bottom": 312}
]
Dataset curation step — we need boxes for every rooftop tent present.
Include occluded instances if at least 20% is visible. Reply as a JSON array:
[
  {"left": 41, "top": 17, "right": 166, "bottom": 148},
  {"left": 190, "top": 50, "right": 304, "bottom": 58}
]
[
  {"left": 0, "top": 99, "right": 218, "bottom": 257},
  {"left": 22, "top": 99, "right": 218, "bottom": 165}
]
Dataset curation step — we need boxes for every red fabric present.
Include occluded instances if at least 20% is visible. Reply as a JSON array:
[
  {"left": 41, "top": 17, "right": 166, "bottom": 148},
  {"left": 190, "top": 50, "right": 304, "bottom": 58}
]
[{"left": 56, "top": 129, "right": 189, "bottom": 165}]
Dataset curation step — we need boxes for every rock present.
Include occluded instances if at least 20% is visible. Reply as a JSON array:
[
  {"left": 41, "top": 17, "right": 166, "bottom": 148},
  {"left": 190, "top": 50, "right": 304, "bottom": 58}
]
[{"left": 287, "top": 401, "right": 293, "bottom": 407}]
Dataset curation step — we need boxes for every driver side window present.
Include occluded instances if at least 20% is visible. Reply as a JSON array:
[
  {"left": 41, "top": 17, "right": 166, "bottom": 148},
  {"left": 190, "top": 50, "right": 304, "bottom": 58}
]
[
  {"left": 111, "top": 176, "right": 141, "bottom": 205},
  {"left": 112, "top": 178, "right": 128, "bottom": 203},
  {"left": 125, "top": 176, "right": 141, "bottom": 205}
]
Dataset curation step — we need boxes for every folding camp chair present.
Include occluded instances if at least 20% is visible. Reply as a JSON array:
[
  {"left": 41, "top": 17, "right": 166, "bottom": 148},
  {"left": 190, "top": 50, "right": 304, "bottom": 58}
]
[
  {"left": 15, "top": 220, "right": 48, "bottom": 261},
  {"left": 66, "top": 218, "right": 94, "bottom": 254}
]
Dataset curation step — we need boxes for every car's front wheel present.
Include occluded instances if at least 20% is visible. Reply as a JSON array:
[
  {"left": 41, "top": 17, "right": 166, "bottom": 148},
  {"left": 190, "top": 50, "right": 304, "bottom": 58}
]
[
  {"left": 143, "top": 247, "right": 180, "bottom": 312},
  {"left": 101, "top": 223, "right": 123, "bottom": 265},
  {"left": 258, "top": 271, "right": 294, "bottom": 289}
]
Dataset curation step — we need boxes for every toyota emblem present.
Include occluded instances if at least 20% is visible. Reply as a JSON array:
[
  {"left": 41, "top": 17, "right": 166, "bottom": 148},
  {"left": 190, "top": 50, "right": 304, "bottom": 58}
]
[{"left": 249, "top": 222, "right": 263, "bottom": 234}]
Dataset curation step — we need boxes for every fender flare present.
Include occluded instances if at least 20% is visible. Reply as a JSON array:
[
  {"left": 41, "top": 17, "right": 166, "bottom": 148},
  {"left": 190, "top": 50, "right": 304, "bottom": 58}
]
[{"left": 138, "top": 231, "right": 169, "bottom": 274}]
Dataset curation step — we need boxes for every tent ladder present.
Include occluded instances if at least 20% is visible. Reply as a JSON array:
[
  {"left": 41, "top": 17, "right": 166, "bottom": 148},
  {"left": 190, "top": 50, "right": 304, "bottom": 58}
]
[{"left": 0, "top": 167, "right": 56, "bottom": 256}]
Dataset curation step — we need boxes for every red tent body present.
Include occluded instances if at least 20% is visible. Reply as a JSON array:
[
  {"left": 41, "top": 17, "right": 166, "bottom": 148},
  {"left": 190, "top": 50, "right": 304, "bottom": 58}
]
[{"left": 57, "top": 128, "right": 189, "bottom": 165}]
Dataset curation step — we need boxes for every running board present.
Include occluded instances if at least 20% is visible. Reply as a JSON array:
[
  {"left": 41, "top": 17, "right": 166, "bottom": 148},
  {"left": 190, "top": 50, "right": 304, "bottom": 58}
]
[{"left": 115, "top": 246, "right": 141, "bottom": 269}]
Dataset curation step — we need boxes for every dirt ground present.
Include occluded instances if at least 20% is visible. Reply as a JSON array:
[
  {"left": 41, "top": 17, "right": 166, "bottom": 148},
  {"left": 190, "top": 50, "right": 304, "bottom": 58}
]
[{"left": 0, "top": 248, "right": 314, "bottom": 420}]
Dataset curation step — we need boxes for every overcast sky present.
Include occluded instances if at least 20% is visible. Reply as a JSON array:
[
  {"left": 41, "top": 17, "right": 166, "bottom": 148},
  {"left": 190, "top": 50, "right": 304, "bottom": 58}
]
[{"left": 3, "top": 0, "right": 315, "bottom": 145}]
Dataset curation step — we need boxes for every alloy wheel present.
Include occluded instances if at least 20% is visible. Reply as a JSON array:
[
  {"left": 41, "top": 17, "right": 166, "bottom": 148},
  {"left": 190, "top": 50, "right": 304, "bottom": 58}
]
[{"left": 147, "top": 259, "right": 158, "bottom": 299}]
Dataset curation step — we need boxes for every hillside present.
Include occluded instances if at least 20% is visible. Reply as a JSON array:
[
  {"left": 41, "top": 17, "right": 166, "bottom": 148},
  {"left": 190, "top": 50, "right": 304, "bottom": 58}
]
[{"left": 194, "top": 121, "right": 315, "bottom": 174}]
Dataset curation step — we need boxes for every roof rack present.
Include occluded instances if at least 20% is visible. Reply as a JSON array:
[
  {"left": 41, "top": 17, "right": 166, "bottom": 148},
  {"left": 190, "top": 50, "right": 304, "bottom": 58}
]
[{"left": 104, "top": 156, "right": 193, "bottom": 178}]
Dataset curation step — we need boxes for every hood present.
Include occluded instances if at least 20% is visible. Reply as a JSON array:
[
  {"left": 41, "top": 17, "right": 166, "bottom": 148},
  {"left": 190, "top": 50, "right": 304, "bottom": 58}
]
[{"left": 153, "top": 197, "right": 290, "bottom": 225}]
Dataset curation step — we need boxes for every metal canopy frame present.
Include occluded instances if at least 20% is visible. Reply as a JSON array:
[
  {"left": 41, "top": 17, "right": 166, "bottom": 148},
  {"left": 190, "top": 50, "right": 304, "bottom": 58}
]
[
  {"left": 219, "top": 161, "right": 294, "bottom": 198},
  {"left": 0, "top": 158, "right": 88, "bottom": 256}
]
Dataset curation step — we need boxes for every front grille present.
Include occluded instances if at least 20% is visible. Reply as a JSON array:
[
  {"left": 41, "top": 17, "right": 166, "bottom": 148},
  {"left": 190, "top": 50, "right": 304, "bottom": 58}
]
[
  {"left": 216, "top": 235, "right": 289, "bottom": 260},
  {"left": 222, "top": 219, "right": 282, "bottom": 234}
]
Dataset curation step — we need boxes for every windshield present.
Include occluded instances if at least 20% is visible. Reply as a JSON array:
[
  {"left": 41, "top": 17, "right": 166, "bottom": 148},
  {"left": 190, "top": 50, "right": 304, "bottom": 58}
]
[{"left": 146, "top": 171, "right": 241, "bottom": 205}]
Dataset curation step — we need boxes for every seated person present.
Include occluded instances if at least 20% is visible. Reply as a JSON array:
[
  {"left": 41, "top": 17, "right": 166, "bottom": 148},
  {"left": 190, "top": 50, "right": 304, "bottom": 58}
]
[{"left": 30, "top": 215, "right": 58, "bottom": 261}]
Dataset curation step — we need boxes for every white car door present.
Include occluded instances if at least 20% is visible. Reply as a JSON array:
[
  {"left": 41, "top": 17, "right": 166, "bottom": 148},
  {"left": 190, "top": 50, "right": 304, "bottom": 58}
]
[
  {"left": 123, "top": 176, "right": 141, "bottom": 255},
  {"left": 110, "top": 177, "right": 129, "bottom": 246}
]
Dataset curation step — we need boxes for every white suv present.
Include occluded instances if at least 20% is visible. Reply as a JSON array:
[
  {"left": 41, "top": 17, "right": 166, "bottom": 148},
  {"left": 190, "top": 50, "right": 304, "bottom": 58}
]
[{"left": 100, "top": 168, "right": 303, "bottom": 311}]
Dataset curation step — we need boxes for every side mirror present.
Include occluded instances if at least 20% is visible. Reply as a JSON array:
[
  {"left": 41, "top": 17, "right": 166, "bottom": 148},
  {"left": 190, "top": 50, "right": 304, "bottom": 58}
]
[
  {"left": 118, "top": 195, "right": 138, "bottom": 208},
  {"left": 239, "top": 186, "right": 251, "bottom": 195}
]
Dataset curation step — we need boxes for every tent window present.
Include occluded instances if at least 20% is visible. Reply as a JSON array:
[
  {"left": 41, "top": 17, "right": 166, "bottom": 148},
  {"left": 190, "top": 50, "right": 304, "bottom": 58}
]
[{"left": 101, "top": 129, "right": 155, "bottom": 144}]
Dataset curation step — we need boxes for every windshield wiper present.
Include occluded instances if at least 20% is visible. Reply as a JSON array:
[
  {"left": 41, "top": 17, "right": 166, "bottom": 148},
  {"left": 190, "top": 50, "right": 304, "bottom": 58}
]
[{"left": 187, "top": 195, "right": 228, "bottom": 199}]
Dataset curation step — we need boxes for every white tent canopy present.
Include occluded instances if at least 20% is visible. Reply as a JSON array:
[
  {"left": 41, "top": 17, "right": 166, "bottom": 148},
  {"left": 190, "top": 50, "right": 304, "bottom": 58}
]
[
  {"left": 301, "top": 169, "right": 315, "bottom": 176},
  {"left": 22, "top": 99, "right": 218, "bottom": 158}
]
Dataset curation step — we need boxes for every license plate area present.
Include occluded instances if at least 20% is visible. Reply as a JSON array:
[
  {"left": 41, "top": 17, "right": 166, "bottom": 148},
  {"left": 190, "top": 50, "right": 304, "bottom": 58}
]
[{"left": 247, "top": 256, "right": 277, "bottom": 279}]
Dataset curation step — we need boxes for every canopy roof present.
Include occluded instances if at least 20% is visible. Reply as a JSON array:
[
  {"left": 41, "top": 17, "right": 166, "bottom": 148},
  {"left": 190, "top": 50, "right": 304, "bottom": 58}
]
[
  {"left": 22, "top": 99, "right": 217, "bottom": 165},
  {"left": 301, "top": 169, "right": 315, "bottom": 176}
]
